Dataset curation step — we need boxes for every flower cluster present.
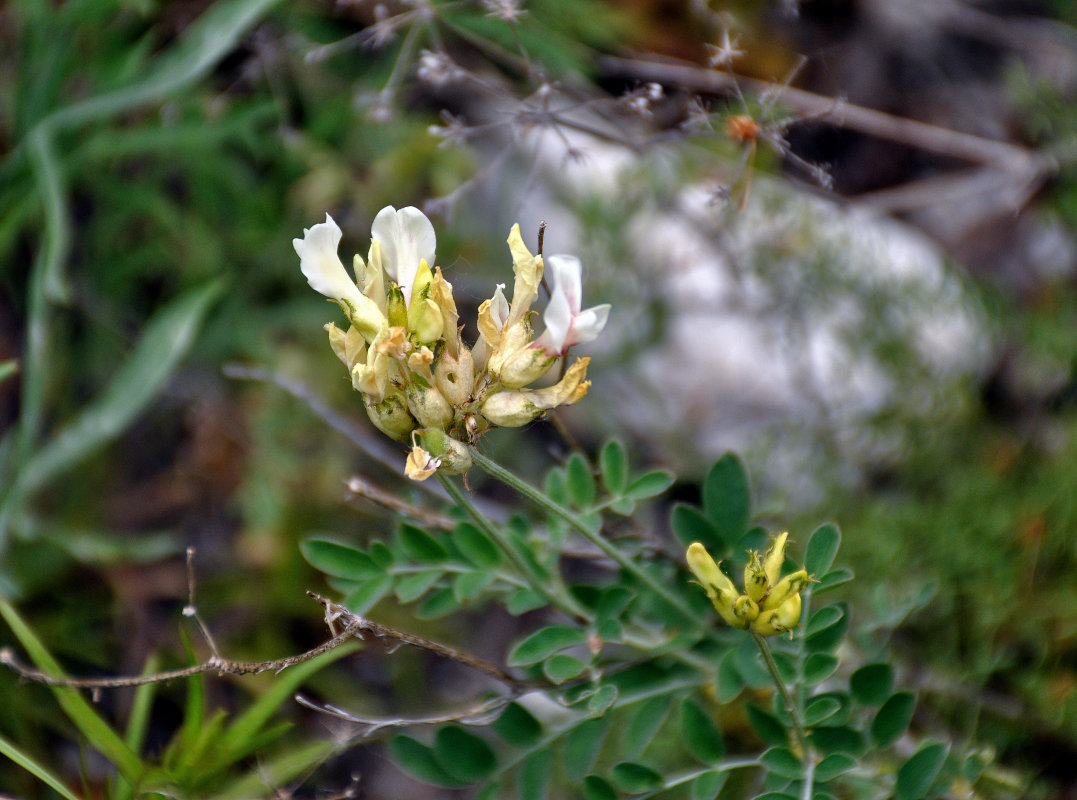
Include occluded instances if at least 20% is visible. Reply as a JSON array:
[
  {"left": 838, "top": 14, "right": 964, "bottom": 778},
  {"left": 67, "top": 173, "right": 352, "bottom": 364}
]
[
  {"left": 686, "top": 533, "right": 810, "bottom": 637},
  {"left": 294, "top": 206, "right": 610, "bottom": 479}
]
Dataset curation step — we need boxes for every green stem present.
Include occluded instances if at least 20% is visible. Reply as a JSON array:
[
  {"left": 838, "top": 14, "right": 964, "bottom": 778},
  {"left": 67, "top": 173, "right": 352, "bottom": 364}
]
[
  {"left": 436, "top": 473, "right": 588, "bottom": 620},
  {"left": 752, "top": 632, "right": 814, "bottom": 799},
  {"left": 468, "top": 447, "right": 702, "bottom": 628}
]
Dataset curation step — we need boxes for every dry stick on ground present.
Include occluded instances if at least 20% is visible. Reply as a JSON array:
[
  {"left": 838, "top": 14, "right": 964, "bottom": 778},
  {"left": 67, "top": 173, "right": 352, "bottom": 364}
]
[{"left": 598, "top": 55, "right": 1059, "bottom": 214}]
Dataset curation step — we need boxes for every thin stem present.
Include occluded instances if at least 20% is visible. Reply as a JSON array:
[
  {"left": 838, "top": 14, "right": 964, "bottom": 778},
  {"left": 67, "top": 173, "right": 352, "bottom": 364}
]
[
  {"left": 436, "top": 472, "right": 588, "bottom": 620},
  {"left": 752, "top": 633, "right": 814, "bottom": 799},
  {"left": 468, "top": 447, "right": 703, "bottom": 627}
]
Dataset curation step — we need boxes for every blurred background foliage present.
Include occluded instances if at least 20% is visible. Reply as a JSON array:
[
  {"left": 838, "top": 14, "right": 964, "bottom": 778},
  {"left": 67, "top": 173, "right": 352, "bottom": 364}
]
[{"left": 2, "top": 0, "right": 1077, "bottom": 796}]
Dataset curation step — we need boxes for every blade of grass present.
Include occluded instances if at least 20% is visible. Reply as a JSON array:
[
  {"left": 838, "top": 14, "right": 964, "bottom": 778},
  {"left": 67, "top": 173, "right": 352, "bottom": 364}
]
[
  {"left": 0, "top": 732, "right": 83, "bottom": 800},
  {"left": 213, "top": 644, "right": 360, "bottom": 766},
  {"left": 1, "top": 280, "right": 223, "bottom": 530},
  {"left": 113, "top": 654, "right": 162, "bottom": 800},
  {"left": 0, "top": 599, "right": 146, "bottom": 782},
  {"left": 216, "top": 738, "right": 344, "bottom": 800}
]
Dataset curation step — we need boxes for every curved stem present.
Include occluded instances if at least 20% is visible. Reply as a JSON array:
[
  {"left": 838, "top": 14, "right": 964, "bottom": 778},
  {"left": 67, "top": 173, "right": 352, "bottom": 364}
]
[
  {"left": 468, "top": 447, "right": 702, "bottom": 628},
  {"left": 436, "top": 472, "right": 588, "bottom": 620},
  {"left": 752, "top": 633, "right": 814, "bottom": 799}
]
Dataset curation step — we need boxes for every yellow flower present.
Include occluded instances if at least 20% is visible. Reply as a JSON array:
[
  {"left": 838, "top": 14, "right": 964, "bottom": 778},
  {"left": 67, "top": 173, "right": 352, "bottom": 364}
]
[{"left": 686, "top": 533, "right": 810, "bottom": 637}]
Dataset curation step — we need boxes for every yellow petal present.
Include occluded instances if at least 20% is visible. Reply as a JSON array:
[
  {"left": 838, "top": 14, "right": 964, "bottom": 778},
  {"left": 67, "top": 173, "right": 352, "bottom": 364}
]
[{"left": 763, "top": 531, "right": 789, "bottom": 587}]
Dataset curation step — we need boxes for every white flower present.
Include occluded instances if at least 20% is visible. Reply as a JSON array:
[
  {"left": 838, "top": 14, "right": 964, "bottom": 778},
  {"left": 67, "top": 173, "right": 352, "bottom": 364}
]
[
  {"left": 295, "top": 214, "right": 387, "bottom": 339},
  {"left": 294, "top": 214, "right": 366, "bottom": 310},
  {"left": 535, "top": 255, "right": 611, "bottom": 356},
  {"left": 490, "top": 283, "right": 509, "bottom": 330},
  {"left": 371, "top": 205, "right": 437, "bottom": 308}
]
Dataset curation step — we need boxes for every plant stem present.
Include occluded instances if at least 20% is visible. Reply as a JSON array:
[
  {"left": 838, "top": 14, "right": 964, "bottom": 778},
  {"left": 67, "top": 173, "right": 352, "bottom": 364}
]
[
  {"left": 436, "top": 472, "right": 588, "bottom": 620},
  {"left": 468, "top": 447, "right": 702, "bottom": 627},
  {"left": 752, "top": 632, "right": 814, "bottom": 800}
]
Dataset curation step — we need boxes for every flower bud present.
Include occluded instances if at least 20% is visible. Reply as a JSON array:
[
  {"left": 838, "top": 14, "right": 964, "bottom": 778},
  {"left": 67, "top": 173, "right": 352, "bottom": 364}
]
[
  {"left": 406, "top": 383, "right": 453, "bottom": 430},
  {"left": 480, "top": 390, "right": 541, "bottom": 428},
  {"left": 499, "top": 343, "right": 556, "bottom": 389},
  {"left": 405, "top": 445, "right": 441, "bottom": 481},
  {"left": 415, "top": 428, "right": 472, "bottom": 475},
  {"left": 686, "top": 543, "right": 741, "bottom": 628},
  {"left": 364, "top": 390, "right": 415, "bottom": 441},
  {"left": 752, "top": 593, "right": 802, "bottom": 637},
  {"left": 763, "top": 531, "right": 789, "bottom": 587},
  {"left": 435, "top": 345, "right": 475, "bottom": 406},
  {"left": 733, "top": 594, "right": 760, "bottom": 624},
  {"left": 761, "top": 569, "right": 810, "bottom": 612},
  {"left": 387, "top": 284, "right": 408, "bottom": 328},
  {"left": 744, "top": 551, "right": 768, "bottom": 603}
]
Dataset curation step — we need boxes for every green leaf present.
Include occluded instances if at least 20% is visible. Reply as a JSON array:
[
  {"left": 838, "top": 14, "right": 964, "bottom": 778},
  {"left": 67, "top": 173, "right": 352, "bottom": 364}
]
[
  {"left": 759, "top": 746, "right": 802, "bottom": 779},
  {"left": 301, "top": 539, "right": 379, "bottom": 579},
  {"left": 753, "top": 794, "right": 796, "bottom": 800},
  {"left": 566, "top": 453, "right": 597, "bottom": 508},
  {"left": 416, "top": 587, "right": 461, "bottom": 619},
  {"left": 2, "top": 282, "right": 221, "bottom": 516},
  {"left": 583, "top": 775, "right": 617, "bottom": 800},
  {"left": 609, "top": 761, "right": 663, "bottom": 793},
  {"left": 587, "top": 684, "right": 619, "bottom": 717},
  {"left": 493, "top": 702, "right": 542, "bottom": 747},
  {"left": 398, "top": 524, "right": 448, "bottom": 562},
  {"left": 452, "top": 570, "right": 494, "bottom": 603},
  {"left": 451, "top": 523, "right": 501, "bottom": 569},
  {"left": 564, "top": 717, "right": 610, "bottom": 780},
  {"left": 395, "top": 569, "right": 442, "bottom": 603},
  {"left": 343, "top": 573, "right": 393, "bottom": 614},
  {"left": 746, "top": 703, "right": 787, "bottom": 747},
  {"left": 805, "top": 605, "right": 848, "bottom": 653},
  {"left": 671, "top": 503, "right": 723, "bottom": 554},
  {"left": 814, "top": 753, "right": 857, "bottom": 782},
  {"left": 804, "top": 696, "right": 843, "bottom": 727},
  {"left": 871, "top": 691, "right": 917, "bottom": 748},
  {"left": 506, "top": 588, "right": 546, "bottom": 615},
  {"left": 389, "top": 735, "right": 462, "bottom": 788},
  {"left": 691, "top": 770, "right": 728, "bottom": 800},
  {"left": 716, "top": 650, "right": 744, "bottom": 702},
  {"left": 808, "top": 725, "right": 866, "bottom": 757},
  {"left": 806, "top": 605, "right": 844, "bottom": 635},
  {"left": 624, "top": 469, "right": 675, "bottom": 499},
  {"left": 544, "top": 654, "right": 586, "bottom": 684},
  {"left": 803, "top": 653, "right": 840, "bottom": 686},
  {"left": 804, "top": 523, "right": 841, "bottom": 576},
  {"left": 433, "top": 725, "right": 497, "bottom": 783},
  {"left": 702, "top": 453, "right": 750, "bottom": 544},
  {"left": 681, "top": 698, "right": 725, "bottom": 763},
  {"left": 518, "top": 750, "right": 553, "bottom": 800},
  {"left": 623, "top": 696, "right": 670, "bottom": 758},
  {"left": 610, "top": 497, "right": 636, "bottom": 515},
  {"left": 544, "top": 466, "right": 569, "bottom": 506},
  {"left": 814, "top": 568, "right": 854, "bottom": 595},
  {"left": 599, "top": 440, "right": 628, "bottom": 495},
  {"left": 596, "top": 586, "right": 634, "bottom": 620},
  {"left": 369, "top": 541, "right": 394, "bottom": 568},
  {"left": 508, "top": 625, "right": 587, "bottom": 666},
  {"left": 896, "top": 742, "right": 949, "bottom": 800},
  {"left": 0, "top": 600, "right": 144, "bottom": 781},
  {"left": 850, "top": 663, "right": 894, "bottom": 706},
  {"left": 0, "top": 733, "right": 81, "bottom": 800}
]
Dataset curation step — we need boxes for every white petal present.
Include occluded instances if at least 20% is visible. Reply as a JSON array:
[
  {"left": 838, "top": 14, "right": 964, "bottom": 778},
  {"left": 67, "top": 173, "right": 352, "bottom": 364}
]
[
  {"left": 491, "top": 283, "right": 509, "bottom": 331},
  {"left": 294, "top": 214, "right": 365, "bottom": 308},
  {"left": 545, "top": 254, "right": 583, "bottom": 313},
  {"left": 538, "top": 286, "right": 573, "bottom": 355},
  {"left": 371, "top": 205, "right": 437, "bottom": 306},
  {"left": 566, "top": 303, "right": 611, "bottom": 348}
]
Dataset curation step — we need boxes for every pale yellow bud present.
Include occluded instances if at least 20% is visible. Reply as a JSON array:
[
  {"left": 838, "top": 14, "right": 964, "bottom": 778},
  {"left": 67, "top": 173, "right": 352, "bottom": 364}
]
[
  {"left": 744, "top": 551, "right": 768, "bottom": 603},
  {"left": 761, "top": 569, "right": 810, "bottom": 612},
  {"left": 431, "top": 267, "right": 460, "bottom": 356},
  {"left": 435, "top": 345, "right": 475, "bottom": 407},
  {"left": 387, "top": 285, "right": 408, "bottom": 328},
  {"left": 364, "top": 390, "right": 415, "bottom": 441},
  {"left": 407, "top": 260, "right": 444, "bottom": 344},
  {"left": 763, "top": 531, "right": 789, "bottom": 588},
  {"left": 505, "top": 223, "right": 544, "bottom": 329},
  {"left": 480, "top": 390, "right": 540, "bottom": 428},
  {"left": 752, "top": 593, "right": 802, "bottom": 637},
  {"left": 499, "top": 343, "right": 556, "bottom": 389},
  {"left": 733, "top": 594, "right": 760, "bottom": 624},
  {"left": 415, "top": 428, "right": 472, "bottom": 475},
  {"left": 406, "top": 383, "right": 453, "bottom": 430},
  {"left": 686, "top": 542, "right": 742, "bottom": 628}
]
